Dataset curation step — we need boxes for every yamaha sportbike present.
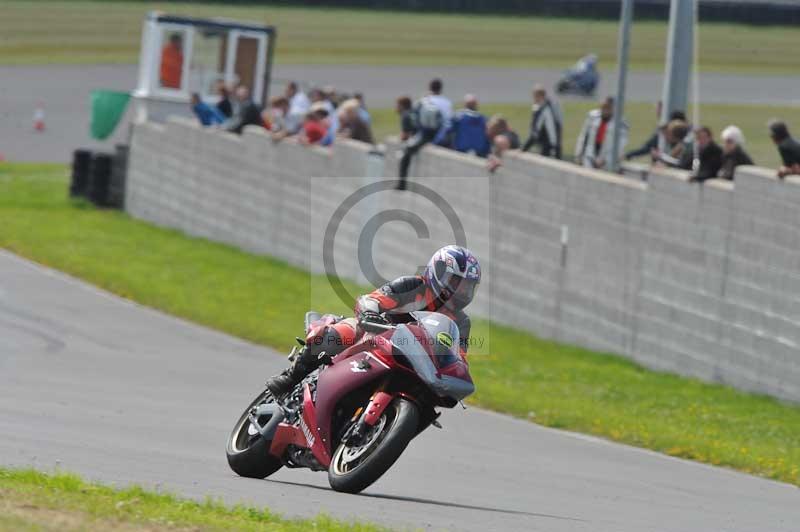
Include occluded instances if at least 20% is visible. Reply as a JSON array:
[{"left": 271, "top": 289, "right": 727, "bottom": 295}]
[{"left": 226, "top": 311, "right": 475, "bottom": 493}]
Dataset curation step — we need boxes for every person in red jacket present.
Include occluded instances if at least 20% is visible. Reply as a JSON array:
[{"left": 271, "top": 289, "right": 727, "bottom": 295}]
[
  {"left": 266, "top": 245, "right": 481, "bottom": 397},
  {"left": 300, "top": 108, "right": 328, "bottom": 145},
  {"left": 160, "top": 33, "right": 184, "bottom": 89}
]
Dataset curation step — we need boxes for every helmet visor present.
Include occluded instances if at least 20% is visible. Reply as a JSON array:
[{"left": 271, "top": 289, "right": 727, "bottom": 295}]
[{"left": 443, "top": 275, "right": 479, "bottom": 308}]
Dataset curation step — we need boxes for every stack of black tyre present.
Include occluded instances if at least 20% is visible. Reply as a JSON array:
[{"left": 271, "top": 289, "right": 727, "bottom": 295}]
[
  {"left": 70, "top": 145, "right": 127, "bottom": 209},
  {"left": 69, "top": 149, "right": 92, "bottom": 198}
]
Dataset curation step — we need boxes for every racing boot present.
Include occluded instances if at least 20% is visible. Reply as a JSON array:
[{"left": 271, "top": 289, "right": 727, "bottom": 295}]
[
  {"left": 265, "top": 345, "right": 318, "bottom": 398},
  {"left": 266, "top": 323, "right": 355, "bottom": 397}
]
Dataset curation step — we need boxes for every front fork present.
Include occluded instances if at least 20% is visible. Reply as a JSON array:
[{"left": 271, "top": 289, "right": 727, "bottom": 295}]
[
  {"left": 342, "top": 388, "right": 394, "bottom": 446},
  {"left": 342, "top": 385, "right": 442, "bottom": 446}
]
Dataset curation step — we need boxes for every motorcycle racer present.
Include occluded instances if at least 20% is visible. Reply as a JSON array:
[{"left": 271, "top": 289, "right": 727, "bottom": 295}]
[{"left": 266, "top": 245, "right": 481, "bottom": 397}]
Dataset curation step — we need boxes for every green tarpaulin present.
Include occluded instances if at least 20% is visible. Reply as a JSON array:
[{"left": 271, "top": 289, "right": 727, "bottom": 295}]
[{"left": 90, "top": 90, "right": 131, "bottom": 140}]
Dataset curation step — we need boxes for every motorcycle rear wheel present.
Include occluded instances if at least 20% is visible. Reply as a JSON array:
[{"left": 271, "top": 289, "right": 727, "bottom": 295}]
[
  {"left": 328, "top": 397, "right": 419, "bottom": 494},
  {"left": 226, "top": 390, "right": 283, "bottom": 479}
]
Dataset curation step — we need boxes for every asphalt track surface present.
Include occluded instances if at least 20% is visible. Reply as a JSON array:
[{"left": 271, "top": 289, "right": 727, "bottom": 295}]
[
  {"left": 2, "top": 64, "right": 799, "bottom": 162},
  {"left": 1, "top": 249, "right": 799, "bottom": 531}
]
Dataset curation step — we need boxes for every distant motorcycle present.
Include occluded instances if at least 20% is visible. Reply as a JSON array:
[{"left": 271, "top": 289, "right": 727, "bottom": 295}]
[
  {"left": 556, "top": 54, "right": 599, "bottom": 97},
  {"left": 226, "top": 310, "right": 475, "bottom": 494}
]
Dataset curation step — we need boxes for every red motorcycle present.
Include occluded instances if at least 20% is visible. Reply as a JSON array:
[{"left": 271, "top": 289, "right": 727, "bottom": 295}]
[{"left": 226, "top": 310, "right": 475, "bottom": 493}]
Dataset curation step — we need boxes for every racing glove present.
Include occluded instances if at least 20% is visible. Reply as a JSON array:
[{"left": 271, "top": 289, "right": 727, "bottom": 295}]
[{"left": 359, "top": 310, "right": 389, "bottom": 326}]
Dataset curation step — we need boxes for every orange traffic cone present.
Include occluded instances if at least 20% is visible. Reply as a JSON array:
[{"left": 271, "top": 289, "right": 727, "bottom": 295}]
[{"left": 33, "top": 105, "right": 45, "bottom": 132}]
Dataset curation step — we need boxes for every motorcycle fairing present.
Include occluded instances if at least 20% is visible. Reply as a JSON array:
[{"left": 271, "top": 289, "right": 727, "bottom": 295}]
[
  {"left": 301, "top": 383, "right": 330, "bottom": 465},
  {"left": 269, "top": 420, "right": 310, "bottom": 460},
  {"left": 311, "top": 350, "right": 392, "bottom": 461},
  {"left": 390, "top": 323, "right": 475, "bottom": 401}
]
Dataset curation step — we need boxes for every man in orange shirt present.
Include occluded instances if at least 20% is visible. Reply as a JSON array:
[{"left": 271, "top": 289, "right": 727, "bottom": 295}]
[{"left": 160, "top": 33, "right": 183, "bottom": 89}]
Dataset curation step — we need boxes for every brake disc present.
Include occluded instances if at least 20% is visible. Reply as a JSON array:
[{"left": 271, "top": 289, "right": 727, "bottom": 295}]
[{"left": 341, "top": 414, "right": 387, "bottom": 463}]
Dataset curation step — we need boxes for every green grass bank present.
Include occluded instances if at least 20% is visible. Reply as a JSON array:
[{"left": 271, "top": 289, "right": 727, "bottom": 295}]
[
  {"left": 1, "top": 163, "right": 799, "bottom": 486},
  {"left": 0, "top": 468, "right": 385, "bottom": 532}
]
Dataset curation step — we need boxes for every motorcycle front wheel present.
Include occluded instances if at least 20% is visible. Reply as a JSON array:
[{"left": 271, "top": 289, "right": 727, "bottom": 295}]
[
  {"left": 226, "top": 389, "right": 283, "bottom": 479},
  {"left": 328, "top": 397, "right": 420, "bottom": 494}
]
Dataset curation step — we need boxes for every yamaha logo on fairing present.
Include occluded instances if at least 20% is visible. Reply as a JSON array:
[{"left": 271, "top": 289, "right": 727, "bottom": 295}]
[{"left": 300, "top": 417, "right": 315, "bottom": 446}]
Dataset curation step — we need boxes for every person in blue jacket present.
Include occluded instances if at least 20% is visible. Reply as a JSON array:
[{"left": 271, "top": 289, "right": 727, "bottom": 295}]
[
  {"left": 450, "top": 94, "right": 490, "bottom": 158},
  {"left": 191, "top": 93, "right": 225, "bottom": 126}
]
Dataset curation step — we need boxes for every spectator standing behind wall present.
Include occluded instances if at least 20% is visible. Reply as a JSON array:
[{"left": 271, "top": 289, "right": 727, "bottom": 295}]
[
  {"left": 337, "top": 98, "right": 374, "bottom": 144},
  {"left": 309, "top": 87, "right": 336, "bottom": 116},
  {"left": 574, "top": 96, "right": 627, "bottom": 169},
  {"left": 354, "top": 92, "right": 371, "bottom": 125},
  {"left": 299, "top": 108, "right": 328, "bottom": 145},
  {"left": 521, "top": 84, "right": 562, "bottom": 159},
  {"left": 768, "top": 120, "right": 800, "bottom": 178},
  {"left": 160, "top": 33, "right": 183, "bottom": 89},
  {"left": 652, "top": 120, "right": 690, "bottom": 169},
  {"left": 637, "top": 110, "right": 691, "bottom": 164},
  {"left": 323, "top": 86, "right": 338, "bottom": 108},
  {"left": 267, "top": 97, "right": 290, "bottom": 137},
  {"left": 688, "top": 126, "right": 724, "bottom": 182},
  {"left": 396, "top": 96, "right": 417, "bottom": 141},
  {"left": 397, "top": 79, "right": 451, "bottom": 185},
  {"left": 215, "top": 80, "right": 234, "bottom": 119},
  {"left": 718, "top": 126, "right": 754, "bottom": 181},
  {"left": 226, "top": 86, "right": 263, "bottom": 135},
  {"left": 486, "top": 114, "right": 520, "bottom": 173},
  {"left": 487, "top": 114, "right": 520, "bottom": 150},
  {"left": 309, "top": 89, "right": 338, "bottom": 146},
  {"left": 424, "top": 78, "right": 453, "bottom": 141},
  {"left": 450, "top": 94, "right": 490, "bottom": 157},
  {"left": 190, "top": 93, "right": 225, "bottom": 126},
  {"left": 285, "top": 81, "right": 310, "bottom": 135}
]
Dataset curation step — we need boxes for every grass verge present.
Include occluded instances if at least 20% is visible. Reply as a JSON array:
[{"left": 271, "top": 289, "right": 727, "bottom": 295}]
[
  {"left": 0, "top": 163, "right": 799, "bottom": 487},
  {"left": 2, "top": 1, "right": 800, "bottom": 73},
  {"left": 369, "top": 101, "right": 800, "bottom": 170},
  {"left": 0, "top": 468, "right": 384, "bottom": 532}
]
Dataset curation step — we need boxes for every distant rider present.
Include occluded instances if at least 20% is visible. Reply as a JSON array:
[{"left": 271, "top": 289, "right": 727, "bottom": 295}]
[{"left": 266, "top": 245, "right": 481, "bottom": 397}]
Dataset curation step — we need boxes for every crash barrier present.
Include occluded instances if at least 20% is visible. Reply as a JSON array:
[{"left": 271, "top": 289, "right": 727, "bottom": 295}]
[
  {"left": 126, "top": 117, "right": 800, "bottom": 403},
  {"left": 70, "top": 146, "right": 128, "bottom": 208}
]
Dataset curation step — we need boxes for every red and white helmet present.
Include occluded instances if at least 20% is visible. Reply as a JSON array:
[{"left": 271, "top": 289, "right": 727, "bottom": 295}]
[{"left": 423, "top": 245, "right": 481, "bottom": 309}]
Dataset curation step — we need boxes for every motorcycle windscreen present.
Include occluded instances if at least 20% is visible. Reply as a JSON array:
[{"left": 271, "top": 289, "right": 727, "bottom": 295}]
[
  {"left": 411, "top": 311, "right": 462, "bottom": 368},
  {"left": 390, "top": 314, "right": 474, "bottom": 401}
]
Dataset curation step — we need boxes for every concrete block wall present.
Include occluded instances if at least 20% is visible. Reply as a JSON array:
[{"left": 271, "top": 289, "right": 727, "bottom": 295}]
[{"left": 127, "top": 118, "right": 800, "bottom": 402}]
